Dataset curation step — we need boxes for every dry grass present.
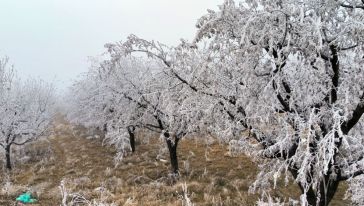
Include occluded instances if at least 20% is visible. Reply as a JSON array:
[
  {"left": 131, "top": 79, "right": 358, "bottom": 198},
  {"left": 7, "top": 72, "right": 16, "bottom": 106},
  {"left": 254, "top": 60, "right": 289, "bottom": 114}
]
[{"left": 0, "top": 118, "right": 351, "bottom": 205}]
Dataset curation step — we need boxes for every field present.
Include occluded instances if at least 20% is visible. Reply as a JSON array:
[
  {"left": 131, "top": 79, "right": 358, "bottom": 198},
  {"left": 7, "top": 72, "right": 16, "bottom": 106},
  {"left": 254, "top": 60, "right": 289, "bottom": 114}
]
[{"left": 0, "top": 117, "right": 350, "bottom": 205}]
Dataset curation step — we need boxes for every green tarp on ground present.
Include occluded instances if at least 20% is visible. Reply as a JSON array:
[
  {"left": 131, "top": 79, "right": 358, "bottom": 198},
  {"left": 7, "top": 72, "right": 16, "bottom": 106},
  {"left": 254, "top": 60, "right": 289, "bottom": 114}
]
[{"left": 16, "top": 192, "right": 37, "bottom": 204}]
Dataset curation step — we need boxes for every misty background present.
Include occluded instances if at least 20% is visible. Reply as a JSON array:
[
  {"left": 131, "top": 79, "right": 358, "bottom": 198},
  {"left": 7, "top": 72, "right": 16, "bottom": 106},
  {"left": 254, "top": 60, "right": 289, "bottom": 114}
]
[{"left": 0, "top": 0, "right": 220, "bottom": 90}]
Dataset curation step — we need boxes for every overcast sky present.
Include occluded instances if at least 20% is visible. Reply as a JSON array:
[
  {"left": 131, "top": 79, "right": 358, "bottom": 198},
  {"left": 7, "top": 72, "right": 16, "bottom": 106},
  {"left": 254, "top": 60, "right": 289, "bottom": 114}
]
[{"left": 0, "top": 0, "right": 221, "bottom": 89}]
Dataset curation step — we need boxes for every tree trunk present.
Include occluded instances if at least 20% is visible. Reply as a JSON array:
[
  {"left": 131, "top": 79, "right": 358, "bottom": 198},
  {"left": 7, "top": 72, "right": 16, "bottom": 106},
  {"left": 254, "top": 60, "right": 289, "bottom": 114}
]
[
  {"left": 305, "top": 179, "right": 340, "bottom": 206},
  {"left": 127, "top": 126, "right": 136, "bottom": 153},
  {"left": 164, "top": 132, "right": 179, "bottom": 175},
  {"left": 290, "top": 168, "right": 339, "bottom": 206},
  {"left": 5, "top": 145, "right": 11, "bottom": 170}
]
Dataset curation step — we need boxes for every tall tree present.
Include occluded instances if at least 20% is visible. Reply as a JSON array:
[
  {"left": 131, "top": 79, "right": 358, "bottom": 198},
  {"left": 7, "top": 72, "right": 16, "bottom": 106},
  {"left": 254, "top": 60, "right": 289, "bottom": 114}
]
[
  {"left": 104, "top": 37, "right": 216, "bottom": 175},
  {"left": 68, "top": 55, "right": 205, "bottom": 175},
  {"left": 0, "top": 57, "right": 55, "bottom": 170},
  {"left": 190, "top": 0, "right": 364, "bottom": 205}
]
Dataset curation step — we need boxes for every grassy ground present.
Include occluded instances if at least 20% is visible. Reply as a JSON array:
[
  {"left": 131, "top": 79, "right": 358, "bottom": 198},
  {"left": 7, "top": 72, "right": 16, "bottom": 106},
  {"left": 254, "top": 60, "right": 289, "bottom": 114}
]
[{"left": 0, "top": 118, "right": 350, "bottom": 205}]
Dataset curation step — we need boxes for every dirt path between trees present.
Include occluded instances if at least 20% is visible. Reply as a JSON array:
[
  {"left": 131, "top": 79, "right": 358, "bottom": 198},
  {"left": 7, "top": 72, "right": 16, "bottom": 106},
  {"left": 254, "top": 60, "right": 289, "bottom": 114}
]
[{"left": 0, "top": 119, "right": 116, "bottom": 205}]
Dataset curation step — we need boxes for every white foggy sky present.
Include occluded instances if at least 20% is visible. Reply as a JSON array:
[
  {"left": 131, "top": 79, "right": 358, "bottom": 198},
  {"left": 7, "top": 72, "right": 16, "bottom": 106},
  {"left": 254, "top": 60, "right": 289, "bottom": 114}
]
[{"left": 0, "top": 0, "right": 221, "bottom": 89}]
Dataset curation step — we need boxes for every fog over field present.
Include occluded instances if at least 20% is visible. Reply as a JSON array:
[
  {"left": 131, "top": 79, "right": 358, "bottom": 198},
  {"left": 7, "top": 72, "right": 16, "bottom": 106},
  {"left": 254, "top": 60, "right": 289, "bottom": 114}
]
[{"left": 0, "top": 0, "right": 219, "bottom": 89}]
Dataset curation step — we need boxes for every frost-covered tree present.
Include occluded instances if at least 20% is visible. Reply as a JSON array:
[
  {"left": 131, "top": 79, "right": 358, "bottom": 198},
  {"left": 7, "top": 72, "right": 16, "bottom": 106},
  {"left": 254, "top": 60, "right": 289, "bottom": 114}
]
[
  {"left": 104, "top": 36, "right": 221, "bottom": 174},
  {"left": 102, "top": 53, "right": 209, "bottom": 174},
  {"left": 66, "top": 58, "right": 115, "bottom": 132},
  {"left": 67, "top": 57, "right": 157, "bottom": 158},
  {"left": 0, "top": 58, "right": 55, "bottom": 170},
  {"left": 69, "top": 39, "right": 209, "bottom": 175},
  {"left": 97, "top": 57, "right": 162, "bottom": 160},
  {"left": 187, "top": 0, "right": 364, "bottom": 205}
]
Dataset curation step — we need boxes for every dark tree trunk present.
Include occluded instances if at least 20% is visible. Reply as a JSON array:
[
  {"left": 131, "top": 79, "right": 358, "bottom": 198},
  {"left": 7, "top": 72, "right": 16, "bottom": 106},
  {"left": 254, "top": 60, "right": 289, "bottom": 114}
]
[
  {"left": 127, "top": 126, "right": 136, "bottom": 153},
  {"left": 305, "top": 179, "right": 340, "bottom": 206},
  {"left": 290, "top": 168, "right": 340, "bottom": 206},
  {"left": 164, "top": 132, "right": 179, "bottom": 175},
  {"left": 5, "top": 145, "right": 11, "bottom": 170},
  {"left": 103, "top": 123, "right": 108, "bottom": 133}
]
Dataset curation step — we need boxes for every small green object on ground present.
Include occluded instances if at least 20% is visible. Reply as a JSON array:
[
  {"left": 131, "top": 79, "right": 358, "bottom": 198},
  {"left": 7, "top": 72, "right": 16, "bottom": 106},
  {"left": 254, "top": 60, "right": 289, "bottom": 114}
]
[{"left": 16, "top": 192, "right": 37, "bottom": 204}]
